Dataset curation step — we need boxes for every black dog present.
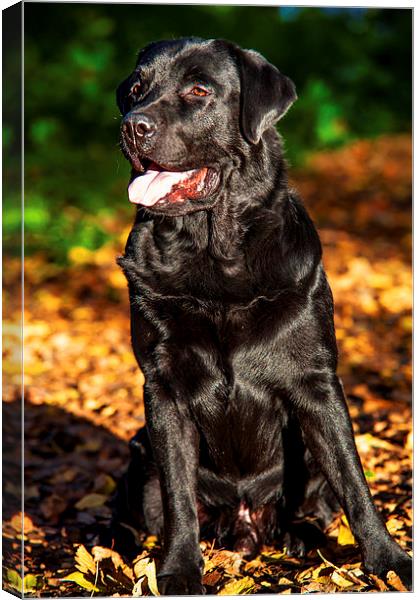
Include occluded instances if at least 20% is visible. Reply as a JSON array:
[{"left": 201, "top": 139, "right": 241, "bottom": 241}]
[{"left": 114, "top": 38, "right": 412, "bottom": 594}]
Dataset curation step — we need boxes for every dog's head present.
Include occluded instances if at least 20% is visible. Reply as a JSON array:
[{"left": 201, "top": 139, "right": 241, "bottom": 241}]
[{"left": 117, "top": 38, "right": 296, "bottom": 216}]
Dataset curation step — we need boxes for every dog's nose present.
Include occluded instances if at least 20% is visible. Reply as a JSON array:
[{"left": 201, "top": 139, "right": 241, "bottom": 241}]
[
  {"left": 123, "top": 114, "right": 156, "bottom": 140},
  {"left": 135, "top": 115, "right": 156, "bottom": 138}
]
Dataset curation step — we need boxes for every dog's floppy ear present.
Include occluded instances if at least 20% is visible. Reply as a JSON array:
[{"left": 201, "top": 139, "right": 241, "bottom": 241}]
[
  {"left": 116, "top": 76, "right": 134, "bottom": 115},
  {"left": 237, "top": 49, "right": 297, "bottom": 145}
]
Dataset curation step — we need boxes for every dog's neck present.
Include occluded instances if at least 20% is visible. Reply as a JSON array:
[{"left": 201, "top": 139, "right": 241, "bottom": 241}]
[
  {"left": 122, "top": 130, "right": 309, "bottom": 302},
  {"left": 167, "top": 129, "right": 290, "bottom": 262}
]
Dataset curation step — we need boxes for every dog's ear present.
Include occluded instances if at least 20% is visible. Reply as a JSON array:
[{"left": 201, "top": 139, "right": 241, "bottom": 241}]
[
  {"left": 237, "top": 49, "right": 297, "bottom": 145},
  {"left": 116, "top": 76, "right": 133, "bottom": 115}
]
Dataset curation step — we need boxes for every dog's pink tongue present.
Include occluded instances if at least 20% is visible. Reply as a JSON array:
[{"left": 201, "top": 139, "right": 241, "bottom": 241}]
[{"left": 128, "top": 167, "right": 196, "bottom": 206}]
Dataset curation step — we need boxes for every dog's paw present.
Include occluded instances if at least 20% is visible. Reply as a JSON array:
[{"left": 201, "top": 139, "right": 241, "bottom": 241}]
[
  {"left": 158, "top": 572, "right": 206, "bottom": 595},
  {"left": 364, "top": 543, "right": 412, "bottom": 590},
  {"left": 391, "top": 554, "right": 413, "bottom": 590},
  {"left": 233, "top": 533, "right": 259, "bottom": 561},
  {"left": 282, "top": 521, "right": 326, "bottom": 558}
]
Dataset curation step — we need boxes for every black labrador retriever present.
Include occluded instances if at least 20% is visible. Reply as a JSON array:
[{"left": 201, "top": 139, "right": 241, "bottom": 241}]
[{"left": 114, "top": 37, "right": 412, "bottom": 594}]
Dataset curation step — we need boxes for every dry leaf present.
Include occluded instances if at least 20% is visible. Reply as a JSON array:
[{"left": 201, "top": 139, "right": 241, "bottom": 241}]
[
  {"left": 331, "top": 570, "right": 354, "bottom": 588},
  {"left": 132, "top": 577, "right": 145, "bottom": 597},
  {"left": 386, "top": 517, "right": 405, "bottom": 535},
  {"left": 133, "top": 557, "right": 151, "bottom": 580},
  {"left": 75, "top": 493, "right": 108, "bottom": 510},
  {"left": 62, "top": 571, "right": 99, "bottom": 592},
  {"left": 386, "top": 570, "right": 407, "bottom": 592},
  {"left": 145, "top": 560, "right": 160, "bottom": 596},
  {"left": 75, "top": 545, "right": 96, "bottom": 575},
  {"left": 218, "top": 576, "right": 255, "bottom": 595},
  {"left": 337, "top": 514, "right": 356, "bottom": 546}
]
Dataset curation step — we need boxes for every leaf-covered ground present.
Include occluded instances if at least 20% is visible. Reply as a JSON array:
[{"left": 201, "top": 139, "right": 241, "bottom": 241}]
[{"left": 3, "top": 135, "right": 412, "bottom": 596}]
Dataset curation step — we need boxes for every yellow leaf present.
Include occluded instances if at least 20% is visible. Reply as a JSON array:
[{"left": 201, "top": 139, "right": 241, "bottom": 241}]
[
  {"left": 62, "top": 571, "right": 99, "bottom": 592},
  {"left": 133, "top": 557, "right": 151, "bottom": 579},
  {"left": 145, "top": 560, "right": 160, "bottom": 596},
  {"left": 400, "top": 315, "right": 412, "bottom": 332},
  {"left": 75, "top": 493, "right": 107, "bottom": 510},
  {"left": 68, "top": 246, "right": 94, "bottom": 265},
  {"left": 6, "top": 569, "right": 22, "bottom": 592},
  {"left": 386, "top": 517, "right": 404, "bottom": 535},
  {"left": 261, "top": 550, "right": 286, "bottom": 563},
  {"left": 143, "top": 535, "right": 158, "bottom": 550},
  {"left": 356, "top": 433, "right": 397, "bottom": 453},
  {"left": 278, "top": 577, "right": 294, "bottom": 585},
  {"left": 219, "top": 576, "right": 255, "bottom": 595},
  {"left": 10, "top": 513, "right": 23, "bottom": 533},
  {"left": 311, "top": 564, "right": 333, "bottom": 580},
  {"left": 369, "top": 272, "right": 393, "bottom": 289},
  {"left": 380, "top": 286, "right": 411, "bottom": 313},
  {"left": 331, "top": 571, "right": 354, "bottom": 588},
  {"left": 132, "top": 576, "right": 145, "bottom": 597},
  {"left": 405, "top": 430, "right": 413, "bottom": 451},
  {"left": 337, "top": 515, "right": 355, "bottom": 546},
  {"left": 296, "top": 567, "right": 313, "bottom": 582},
  {"left": 23, "top": 574, "right": 41, "bottom": 593},
  {"left": 91, "top": 546, "right": 134, "bottom": 580},
  {"left": 94, "top": 245, "right": 115, "bottom": 266},
  {"left": 109, "top": 270, "right": 128, "bottom": 289},
  {"left": 119, "top": 226, "right": 132, "bottom": 245},
  {"left": 74, "top": 545, "right": 96, "bottom": 575}
]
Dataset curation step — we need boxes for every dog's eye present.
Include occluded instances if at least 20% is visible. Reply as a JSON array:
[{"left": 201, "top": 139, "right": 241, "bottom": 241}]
[
  {"left": 130, "top": 83, "right": 141, "bottom": 97},
  {"left": 189, "top": 85, "right": 211, "bottom": 97}
]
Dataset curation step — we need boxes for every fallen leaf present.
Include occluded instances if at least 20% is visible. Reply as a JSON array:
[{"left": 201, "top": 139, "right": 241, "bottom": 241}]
[
  {"left": 133, "top": 557, "right": 151, "bottom": 579},
  {"left": 218, "top": 576, "right": 255, "bottom": 595},
  {"left": 132, "top": 576, "right": 145, "bottom": 597},
  {"left": 62, "top": 571, "right": 99, "bottom": 592},
  {"left": 203, "top": 570, "right": 223, "bottom": 587},
  {"left": 75, "top": 493, "right": 108, "bottom": 510},
  {"left": 5, "top": 569, "right": 22, "bottom": 593},
  {"left": 337, "top": 514, "right": 356, "bottom": 546},
  {"left": 386, "top": 570, "right": 407, "bottom": 591},
  {"left": 386, "top": 517, "right": 405, "bottom": 535},
  {"left": 74, "top": 544, "right": 96, "bottom": 575},
  {"left": 23, "top": 574, "right": 42, "bottom": 592},
  {"left": 331, "top": 570, "right": 354, "bottom": 588},
  {"left": 145, "top": 560, "right": 160, "bottom": 596}
]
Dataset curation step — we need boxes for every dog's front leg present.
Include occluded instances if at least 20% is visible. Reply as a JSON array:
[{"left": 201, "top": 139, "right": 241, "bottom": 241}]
[
  {"left": 292, "top": 372, "right": 412, "bottom": 588},
  {"left": 144, "top": 385, "right": 205, "bottom": 595},
  {"left": 129, "top": 305, "right": 205, "bottom": 594}
]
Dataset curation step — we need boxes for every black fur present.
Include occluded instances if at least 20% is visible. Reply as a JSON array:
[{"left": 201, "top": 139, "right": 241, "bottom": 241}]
[{"left": 113, "top": 38, "right": 412, "bottom": 594}]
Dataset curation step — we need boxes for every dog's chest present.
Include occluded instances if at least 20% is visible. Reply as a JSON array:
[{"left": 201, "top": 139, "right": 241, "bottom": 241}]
[{"left": 178, "top": 302, "right": 289, "bottom": 473}]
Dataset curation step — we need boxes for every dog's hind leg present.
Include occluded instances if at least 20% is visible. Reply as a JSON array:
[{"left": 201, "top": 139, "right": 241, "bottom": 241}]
[
  {"left": 278, "top": 420, "right": 339, "bottom": 557},
  {"left": 288, "top": 373, "right": 411, "bottom": 587},
  {"left": 110, "top": 426, "right": 163, "bottom": 556}
]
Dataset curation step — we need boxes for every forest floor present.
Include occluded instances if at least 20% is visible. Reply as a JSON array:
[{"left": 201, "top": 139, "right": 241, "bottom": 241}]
[{"left": 3, "top": 134, "right": 412, "bottom": 596}]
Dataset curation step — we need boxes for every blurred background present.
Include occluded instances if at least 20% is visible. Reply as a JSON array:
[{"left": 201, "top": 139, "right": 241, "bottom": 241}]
[
  {"left": 3, "top": 4, "right": 412, "bottom": 261},
  {"left": 3, "top": 5, "right": 413, "bottom": 596}
]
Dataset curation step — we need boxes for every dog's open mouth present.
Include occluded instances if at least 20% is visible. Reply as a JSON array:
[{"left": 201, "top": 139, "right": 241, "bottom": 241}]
[{"left": 128, "top": 161, "right": 220, "bottom": 207}]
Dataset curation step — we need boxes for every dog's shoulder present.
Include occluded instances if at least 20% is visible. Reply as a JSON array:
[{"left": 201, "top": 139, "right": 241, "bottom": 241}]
[{"left": 242, "top": 189, "right": 322, "bottom": 290}]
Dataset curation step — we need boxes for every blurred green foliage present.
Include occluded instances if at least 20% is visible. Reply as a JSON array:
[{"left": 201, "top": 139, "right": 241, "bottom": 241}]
[{"left": 4, "top": 5, "right": 412, "bottom": 261}]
